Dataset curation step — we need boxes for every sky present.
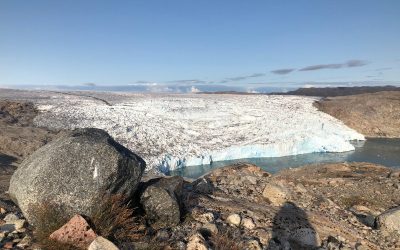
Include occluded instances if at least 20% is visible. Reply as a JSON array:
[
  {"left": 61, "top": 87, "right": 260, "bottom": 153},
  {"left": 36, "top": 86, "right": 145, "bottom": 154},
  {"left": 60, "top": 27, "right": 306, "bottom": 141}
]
[{"left": 0, "top": 0, "right": 399, "bottom": 92}]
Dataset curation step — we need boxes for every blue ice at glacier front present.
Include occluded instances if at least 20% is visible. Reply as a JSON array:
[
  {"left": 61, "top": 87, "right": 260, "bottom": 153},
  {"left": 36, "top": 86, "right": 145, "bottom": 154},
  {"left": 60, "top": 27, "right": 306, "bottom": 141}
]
[{"left": 158, "top": 133, "right": 364, "bottom": 173}]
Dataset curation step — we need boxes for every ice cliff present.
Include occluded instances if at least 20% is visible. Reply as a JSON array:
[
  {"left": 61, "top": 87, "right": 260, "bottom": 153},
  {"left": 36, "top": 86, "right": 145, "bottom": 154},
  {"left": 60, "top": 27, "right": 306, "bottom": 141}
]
[{"left": 34, "top": 93, "right": 365, "bottom": 172}]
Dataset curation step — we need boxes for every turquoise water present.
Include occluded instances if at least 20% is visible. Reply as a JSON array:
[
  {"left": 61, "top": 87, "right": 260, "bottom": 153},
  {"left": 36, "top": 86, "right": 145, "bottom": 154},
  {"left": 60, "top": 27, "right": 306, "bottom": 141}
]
[{"left": 169, "top": 138, "right": 400, "bottom": 179}]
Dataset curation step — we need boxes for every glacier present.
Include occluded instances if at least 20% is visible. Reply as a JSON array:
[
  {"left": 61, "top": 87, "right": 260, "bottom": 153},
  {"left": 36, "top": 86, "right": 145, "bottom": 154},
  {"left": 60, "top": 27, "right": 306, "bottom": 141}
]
[{"left": 33, "top": 92, "right": 365, "bottom": 172}]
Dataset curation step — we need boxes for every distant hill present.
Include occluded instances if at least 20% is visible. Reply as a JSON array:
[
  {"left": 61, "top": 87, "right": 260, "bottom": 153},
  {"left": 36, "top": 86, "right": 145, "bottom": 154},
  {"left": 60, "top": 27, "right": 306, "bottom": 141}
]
[
  {"left": 314, "top": 91, "right": 400, "bottom": 137},
  {"left": 274, "top": 85, "right": 400, "bottom": 97}
]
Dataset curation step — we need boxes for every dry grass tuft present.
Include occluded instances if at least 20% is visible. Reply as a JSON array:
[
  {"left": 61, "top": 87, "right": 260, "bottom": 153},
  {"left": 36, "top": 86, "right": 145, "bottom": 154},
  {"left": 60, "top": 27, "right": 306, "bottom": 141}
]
[
  {"left": 209, "top": 227, "right": 244, "bottom": 250},
  {"left": 89, "top": 194, "right": 147, "bottom": 244},
  {"left": 32, "top": 195, "right": 147, "bottom": 249},
  {"left": 31, "top": 203, "right": 79, "bottom": 250}
]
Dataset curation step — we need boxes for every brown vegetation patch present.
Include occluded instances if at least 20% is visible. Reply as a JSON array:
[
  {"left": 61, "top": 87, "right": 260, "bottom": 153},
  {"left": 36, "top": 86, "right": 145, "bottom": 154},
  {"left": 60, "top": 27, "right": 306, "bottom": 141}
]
[
  {"left": 209, "top": 227, "right": 244, "bottom": 250},
  {"left": 89, "top": 194, "right": 147, "bottom": 243}
]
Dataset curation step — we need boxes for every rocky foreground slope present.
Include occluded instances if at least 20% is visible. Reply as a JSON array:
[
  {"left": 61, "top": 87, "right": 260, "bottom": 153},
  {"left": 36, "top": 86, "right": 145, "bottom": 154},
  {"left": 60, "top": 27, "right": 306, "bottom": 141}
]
[
  {"left": 315, "top": 91, "right": 400, "bottom": 138},
  {"left": 0, "top": 93, "right": 399, "bottom": 249}
]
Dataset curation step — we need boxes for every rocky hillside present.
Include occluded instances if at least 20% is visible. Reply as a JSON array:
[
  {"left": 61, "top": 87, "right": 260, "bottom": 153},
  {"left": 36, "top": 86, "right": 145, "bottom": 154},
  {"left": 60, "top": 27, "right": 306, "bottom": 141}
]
[
  {"left": 278, "top": 86, "right": 400, "bottom": 97},
  {"left": 0, "top": 99, "right": 60, "bottom": 213},
  {"left": 314, "top": 91, "right": 400, "bottom": 138},
  {"left": 0, "top": 100, "right": 59, "bottom": 162}
]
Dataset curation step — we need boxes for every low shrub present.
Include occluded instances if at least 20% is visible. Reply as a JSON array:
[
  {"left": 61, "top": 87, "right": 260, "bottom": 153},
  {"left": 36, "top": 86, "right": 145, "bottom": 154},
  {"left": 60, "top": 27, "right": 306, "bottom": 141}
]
[
  {"left": 89, "top": 194, "right": 147, "bottom": 243},
  {"left": 209, "top": 227, "right": 244, "bottom": 250}
]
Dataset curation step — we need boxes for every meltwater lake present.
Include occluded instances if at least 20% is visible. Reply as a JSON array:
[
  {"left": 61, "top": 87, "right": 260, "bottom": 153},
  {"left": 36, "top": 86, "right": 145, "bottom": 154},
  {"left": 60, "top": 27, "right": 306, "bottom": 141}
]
[{"left": 170, "top": 138, "right": 400, "bottom": 179}]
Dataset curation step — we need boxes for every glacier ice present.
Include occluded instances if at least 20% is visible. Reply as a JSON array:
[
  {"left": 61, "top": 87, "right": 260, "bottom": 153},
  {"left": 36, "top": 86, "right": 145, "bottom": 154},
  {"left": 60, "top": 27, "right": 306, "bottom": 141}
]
[{"left": 34, "top": 93, "right": 365, "bottom": 172}]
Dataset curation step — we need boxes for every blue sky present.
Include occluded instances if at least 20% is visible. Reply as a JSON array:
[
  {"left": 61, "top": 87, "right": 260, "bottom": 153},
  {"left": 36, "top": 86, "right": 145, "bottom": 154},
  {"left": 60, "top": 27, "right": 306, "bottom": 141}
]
[{"left": 0, "top": 0, "right": 399, "bottom": 92}]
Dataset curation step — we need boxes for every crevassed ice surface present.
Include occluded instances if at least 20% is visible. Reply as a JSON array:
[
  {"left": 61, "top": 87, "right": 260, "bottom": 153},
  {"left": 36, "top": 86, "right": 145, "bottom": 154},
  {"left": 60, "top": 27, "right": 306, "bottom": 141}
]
[{"left": 34, "top": 93, "right": 365, "bottom": 172}]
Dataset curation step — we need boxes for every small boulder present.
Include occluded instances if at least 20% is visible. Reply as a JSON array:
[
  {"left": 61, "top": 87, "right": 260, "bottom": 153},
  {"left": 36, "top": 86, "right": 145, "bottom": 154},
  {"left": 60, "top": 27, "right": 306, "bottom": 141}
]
[
  {"left": 241, "top": 217, "right": 256, "bottom": 230},
  {"left": 9, "top": 128, "right": 145, "bottom": 224},
  {"left": 49, "top": 214, "right": 97, "bottom": 249},
  {"left": 262, "top": 184, "right": 289, "bottom": 206},
  {"left": 376, "top": 206, "right": 400, "bottom": 235},
  {"left": 140, "top": 176, "right": 184, "bottom": 229},
  {"left": 88, "top": 236, "right": 119, "bottom": 250},
  {"left": 226, "top": 213, "right": 241, "bottom": 227},
  {"left": 187, "top": 233, "right": 208, "bottom": 250}
]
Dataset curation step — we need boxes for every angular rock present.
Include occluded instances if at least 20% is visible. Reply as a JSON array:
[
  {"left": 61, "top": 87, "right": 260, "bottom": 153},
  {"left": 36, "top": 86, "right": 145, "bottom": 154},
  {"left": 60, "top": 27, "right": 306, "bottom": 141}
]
[
  {"left": 201, "top": 222, "right": 218, "bottom": 234},
  {"left": 49, "top": 214, "right": 97, "bottom": 249},
  {"left": 241, "top": 217, "right": 256, "bottom": 230},
  {"left": 3, "top": 214, "right": 19, "bottom": 223},
  {"left": 9, "top": 128, "right": 145, "bottom": 224},
  {"left": 140, "top": 176, "right": 184, "bottom": 229},
  {"left": 16, "top": 235, "right": 31, "bottom": 249},
  {"left": 0, "top": 224, "right": 15, "bottom": 233},
  {"left": 349, "top": 205, "right": 377, "bottom": 228},
  {"left": 155, "top": 176, "right": 185, "bottom": 199},
  {"left": 88, "top": 236, "right": 119, "bottom": 250},
  {"left": 376, "top": 206, "right": 400, "bottom": 235},
  {"left": 13, "top": 219, "right": 26, "bottom": 230},
  {"left": 192, "top": 178, "right": 213, "bottom": 194}
]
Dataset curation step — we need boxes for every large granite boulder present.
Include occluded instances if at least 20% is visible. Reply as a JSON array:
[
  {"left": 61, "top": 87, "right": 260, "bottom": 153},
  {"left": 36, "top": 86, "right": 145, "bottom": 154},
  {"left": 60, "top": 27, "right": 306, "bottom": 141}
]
[{"left": 9, "top": 128, "right": 145, "bottom": 224}]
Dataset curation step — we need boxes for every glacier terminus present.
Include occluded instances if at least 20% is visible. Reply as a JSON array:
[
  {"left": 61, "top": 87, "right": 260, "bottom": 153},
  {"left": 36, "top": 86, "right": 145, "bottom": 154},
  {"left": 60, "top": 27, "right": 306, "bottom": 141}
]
[{"left": 33, "top": 92, "right": 365, "bottom": 172}]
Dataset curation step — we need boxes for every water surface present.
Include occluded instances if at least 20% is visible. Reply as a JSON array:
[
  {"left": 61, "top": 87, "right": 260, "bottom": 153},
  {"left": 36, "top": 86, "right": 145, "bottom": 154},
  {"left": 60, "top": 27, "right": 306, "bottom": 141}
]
[{"left": 170, "top": 138, "right": 400, "bottom": 179}]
